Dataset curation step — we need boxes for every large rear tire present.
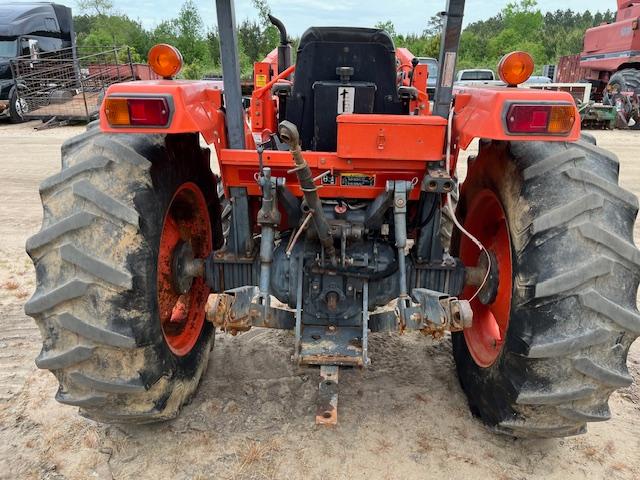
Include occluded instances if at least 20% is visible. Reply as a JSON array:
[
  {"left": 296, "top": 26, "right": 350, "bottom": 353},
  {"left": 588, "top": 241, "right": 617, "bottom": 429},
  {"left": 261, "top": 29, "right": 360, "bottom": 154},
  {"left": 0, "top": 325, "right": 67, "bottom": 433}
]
[
  {"left": 26, "top": 126, "right": 222, "bottom": 423},
  {"left": 603, "top": 69, "right": 640, "bottom": 129},
  {"left": 452, "top": 136, "right": 640, "bottom": 438}
]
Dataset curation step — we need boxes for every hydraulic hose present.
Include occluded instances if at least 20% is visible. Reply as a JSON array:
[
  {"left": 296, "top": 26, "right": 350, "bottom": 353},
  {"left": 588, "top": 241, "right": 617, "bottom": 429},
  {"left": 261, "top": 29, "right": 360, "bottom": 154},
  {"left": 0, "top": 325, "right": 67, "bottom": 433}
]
[{"left": 278, "top": 121, "right": 337, "bottom": 265}]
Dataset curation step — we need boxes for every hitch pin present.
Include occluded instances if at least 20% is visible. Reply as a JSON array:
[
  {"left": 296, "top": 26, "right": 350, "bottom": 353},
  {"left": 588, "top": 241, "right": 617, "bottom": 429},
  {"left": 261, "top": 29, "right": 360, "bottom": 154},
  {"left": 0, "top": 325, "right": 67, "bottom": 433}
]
[{"left": 257, "top": 143, "right": 265, "bottom": 177}]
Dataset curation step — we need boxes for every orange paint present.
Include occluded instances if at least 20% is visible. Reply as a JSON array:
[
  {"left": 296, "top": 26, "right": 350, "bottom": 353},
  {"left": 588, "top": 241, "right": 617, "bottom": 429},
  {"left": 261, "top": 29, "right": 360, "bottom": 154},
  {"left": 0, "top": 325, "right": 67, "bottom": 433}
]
[
  {"left": 452, "top": 85, "right": 580, "bottom": 150},
  {"left": 99, "top": 62, "right": 581, "bottom": 203},
  {"left": 99, "top": 80, "right": 226, "bottom": 147}
]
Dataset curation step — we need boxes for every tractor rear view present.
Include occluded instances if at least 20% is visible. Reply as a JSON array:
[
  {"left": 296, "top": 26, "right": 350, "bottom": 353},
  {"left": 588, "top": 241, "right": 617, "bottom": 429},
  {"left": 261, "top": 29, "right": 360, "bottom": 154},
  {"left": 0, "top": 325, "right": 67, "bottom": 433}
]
[{"left": 25, "top": 0, "right": 639, "bottom": 437}]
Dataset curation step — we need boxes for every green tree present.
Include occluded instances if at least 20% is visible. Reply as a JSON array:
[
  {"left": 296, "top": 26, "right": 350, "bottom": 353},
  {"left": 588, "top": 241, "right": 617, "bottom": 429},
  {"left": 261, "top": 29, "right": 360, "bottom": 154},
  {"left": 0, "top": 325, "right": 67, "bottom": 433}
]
[
  {"left": 75, "top": 0, "right": 149, "bottom": 61},
  {"left": 425, "top": 14, "right": 443, "bottom": 37},
  {"left": 251, "top": 0, "right": 279, "bottom": 49},
  {"left": 76, "top": 0, "right": 113, "bottom": 16},
  {"left": 374, "top": 20, "right": 397, "bottom": 38},
  {"left": 206, "top": 28, "right": 221, "bottom": 74},
  {"left": 173, "top": 0, "right": 208, "bottom": 65},
  {"left": 72, "top": 0, "right": 619, "bottom": 82}
]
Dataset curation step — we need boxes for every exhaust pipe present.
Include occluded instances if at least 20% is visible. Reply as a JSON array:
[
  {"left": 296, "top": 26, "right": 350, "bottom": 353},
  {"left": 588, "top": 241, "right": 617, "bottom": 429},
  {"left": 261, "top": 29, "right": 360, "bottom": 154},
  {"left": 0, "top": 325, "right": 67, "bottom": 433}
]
[
  {"left": 268, "top": 14, "right": 292, "bottom": 74},
  {"left": 278, "top": 121, "right": 337, "bottom": 265}
]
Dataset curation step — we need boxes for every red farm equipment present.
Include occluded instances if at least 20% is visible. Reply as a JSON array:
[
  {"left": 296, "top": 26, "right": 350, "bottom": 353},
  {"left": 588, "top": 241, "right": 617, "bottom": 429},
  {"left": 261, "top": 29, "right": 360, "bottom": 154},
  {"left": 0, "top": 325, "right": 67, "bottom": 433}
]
[
  {"left": 25, "top": 0, "right": 639, "bottom": 437},
  {"left": 570, "top": 0, "right": 640, "bottom": 126}
]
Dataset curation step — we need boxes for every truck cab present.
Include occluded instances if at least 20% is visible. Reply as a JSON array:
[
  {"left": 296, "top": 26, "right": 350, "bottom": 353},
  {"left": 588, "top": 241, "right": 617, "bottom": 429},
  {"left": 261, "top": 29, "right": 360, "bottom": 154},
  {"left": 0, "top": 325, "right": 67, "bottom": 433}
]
[
  {"left": 455, "top": 68, "right": 504, "bottom": 86},
  {"left": 0, "top": 2, "right": 73, "bottom": 122}
]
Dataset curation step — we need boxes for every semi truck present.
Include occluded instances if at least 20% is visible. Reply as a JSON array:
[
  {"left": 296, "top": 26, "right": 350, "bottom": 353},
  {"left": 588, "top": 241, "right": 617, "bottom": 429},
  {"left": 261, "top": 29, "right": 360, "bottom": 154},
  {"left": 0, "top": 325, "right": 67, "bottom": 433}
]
[{"left": 0, "top": 2, "right": 73, "bottom": 122}]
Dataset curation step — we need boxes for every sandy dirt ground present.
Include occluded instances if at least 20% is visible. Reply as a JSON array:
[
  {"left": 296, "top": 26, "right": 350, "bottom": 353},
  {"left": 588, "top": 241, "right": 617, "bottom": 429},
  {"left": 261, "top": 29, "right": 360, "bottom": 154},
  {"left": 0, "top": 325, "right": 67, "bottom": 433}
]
[{"left": 0, "top": 120, "right": 638, "bottom": 480}]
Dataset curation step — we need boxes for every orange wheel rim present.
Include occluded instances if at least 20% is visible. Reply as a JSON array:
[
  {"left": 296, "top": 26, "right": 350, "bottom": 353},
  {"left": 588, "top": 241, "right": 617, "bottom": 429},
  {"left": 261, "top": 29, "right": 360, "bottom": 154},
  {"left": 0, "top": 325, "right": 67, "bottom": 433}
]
[
  {"left": 157, "top": 182, "right": 212, "bottom": 356},
  {"left": 460, "top": 189, "right": 513, "bottom": 367}
]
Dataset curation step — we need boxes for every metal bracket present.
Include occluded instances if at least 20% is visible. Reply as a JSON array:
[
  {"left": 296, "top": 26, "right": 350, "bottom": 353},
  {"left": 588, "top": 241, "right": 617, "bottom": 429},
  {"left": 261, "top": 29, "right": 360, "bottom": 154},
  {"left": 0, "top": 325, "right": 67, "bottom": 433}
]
[
  {"left": 298, "top": 326, "right": 364, "bottom": 367},
  {"left": 410, "top": 288, "right": 473, "bottom": 337},
  {"left": 293, "top": 252, "right": 304, "bottom": 363},
  {"left": 227, "top": 187, "right": 255, "bottom": 257},
  {"left": 215, "top": 0, "right": 245, "bottom": 148},
  {"left": 387, "top": 180, "right": 415, "bottom": 328},
  {"left": 433, "top": 0, "right": 466, "bottom": 118},
  {"left": 362, "top": 280, "right": 370, "bottom": 366},
  {"left": 206, "top": 286, "right": 256, "bottom": 335},
  {"left": 421, "top": 167, "right": 455, "bottom": 194},
  {"left": 316, "top": 365, "right": 339, "bottom": 425},
  {"left": 256, "top": 167, "right": 281, "bottom": 322},
  {"left": 206, "top": 286, "right": 296, "bottom": 333}
]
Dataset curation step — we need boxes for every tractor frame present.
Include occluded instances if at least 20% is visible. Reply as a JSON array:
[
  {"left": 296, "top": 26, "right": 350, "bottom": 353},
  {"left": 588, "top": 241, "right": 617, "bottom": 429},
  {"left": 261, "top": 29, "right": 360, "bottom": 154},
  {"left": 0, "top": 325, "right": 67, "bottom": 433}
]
[
  {"left": 98, "top": 0, "right": 579, "bottom": 369},
  {"left": 29, "top": 0, "right": 638, "bottom": 436}
]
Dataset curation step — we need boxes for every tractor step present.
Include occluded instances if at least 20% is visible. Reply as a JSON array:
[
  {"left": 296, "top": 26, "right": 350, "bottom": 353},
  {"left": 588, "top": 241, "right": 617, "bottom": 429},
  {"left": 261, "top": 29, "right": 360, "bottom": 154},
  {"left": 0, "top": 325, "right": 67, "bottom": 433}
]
[{"left": 316, "top": 365, "right": 339, "bottom": 425}]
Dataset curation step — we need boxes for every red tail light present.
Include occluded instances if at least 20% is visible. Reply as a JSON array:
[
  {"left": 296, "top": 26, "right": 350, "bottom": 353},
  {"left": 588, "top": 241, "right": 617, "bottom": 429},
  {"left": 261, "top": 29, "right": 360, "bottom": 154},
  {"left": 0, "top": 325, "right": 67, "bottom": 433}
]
[
  {"left": 105, "top": 97, "right": 171, "bottom": 127},
  {"left": 505, "top": 104, "right": 575, "bottom": 135}
]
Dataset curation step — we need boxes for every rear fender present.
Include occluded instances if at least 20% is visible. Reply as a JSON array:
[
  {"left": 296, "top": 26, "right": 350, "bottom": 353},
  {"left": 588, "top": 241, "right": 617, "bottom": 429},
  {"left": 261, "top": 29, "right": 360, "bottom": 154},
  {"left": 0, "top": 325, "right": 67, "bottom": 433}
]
[
  {"left": 452, "top": 86, "right": 580, "bottom": 150},
  {"left": 99, "top": 80, "right": 227, "bottom": 153}
]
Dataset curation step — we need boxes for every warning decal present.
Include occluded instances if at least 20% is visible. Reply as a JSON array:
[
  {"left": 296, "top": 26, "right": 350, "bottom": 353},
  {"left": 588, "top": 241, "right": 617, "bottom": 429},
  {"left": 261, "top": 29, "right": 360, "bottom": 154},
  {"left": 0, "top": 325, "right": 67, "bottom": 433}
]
[{"left": 337, "top": 87, "right": 355, "bottom": 114}]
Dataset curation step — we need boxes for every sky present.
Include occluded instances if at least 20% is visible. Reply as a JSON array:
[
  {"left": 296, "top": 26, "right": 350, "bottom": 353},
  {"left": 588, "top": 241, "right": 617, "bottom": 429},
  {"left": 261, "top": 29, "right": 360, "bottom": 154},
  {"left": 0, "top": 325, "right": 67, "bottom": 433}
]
[{"left": 11, "top": 0, "right": 619, "bottom": 35}]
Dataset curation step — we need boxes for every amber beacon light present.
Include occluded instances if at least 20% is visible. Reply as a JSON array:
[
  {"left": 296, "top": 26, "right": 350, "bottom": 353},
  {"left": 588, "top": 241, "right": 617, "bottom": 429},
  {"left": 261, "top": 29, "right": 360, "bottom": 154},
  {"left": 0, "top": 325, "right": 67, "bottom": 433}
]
[
  {"left": 148, "top": 43, "right": 184, "bottom": 79},
  {"left": 498, "top": 51, "right": 534, "bottom": 86}
]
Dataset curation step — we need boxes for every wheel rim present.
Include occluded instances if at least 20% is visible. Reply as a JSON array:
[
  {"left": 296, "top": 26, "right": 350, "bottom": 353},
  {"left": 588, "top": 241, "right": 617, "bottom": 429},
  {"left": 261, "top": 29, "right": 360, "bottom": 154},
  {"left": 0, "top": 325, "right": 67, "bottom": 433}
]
[
  {"left": 14, "top": 96, "right": 28, "bottom": 117},
  {"left": 460, "top": 189, "right": 513, "bottom": 367},
  {"left": 158, "top": 182, "right": 212, "bottom": 356},
  {"left": 19, "top": 98, "right": 28, "bottom": 116}
]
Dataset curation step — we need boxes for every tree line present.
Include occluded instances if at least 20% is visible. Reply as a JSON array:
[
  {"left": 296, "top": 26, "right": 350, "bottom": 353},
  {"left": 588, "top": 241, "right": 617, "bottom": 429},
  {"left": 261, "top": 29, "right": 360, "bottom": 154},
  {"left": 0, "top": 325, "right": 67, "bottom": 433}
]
[{"left": 74, "top": 0, "right": 616, "bottom": 79}]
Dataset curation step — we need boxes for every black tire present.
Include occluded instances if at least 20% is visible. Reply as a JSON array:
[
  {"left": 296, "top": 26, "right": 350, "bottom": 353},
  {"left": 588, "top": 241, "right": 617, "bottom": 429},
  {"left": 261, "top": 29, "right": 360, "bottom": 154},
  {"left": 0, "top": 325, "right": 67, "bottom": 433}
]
[
  {"left": 25, "top": 125, "right": 222, "bottom": 423},
  {"left": 452, "top": 135, "right": 640, "bottom": 438},
  {"left": 218, "top": 181, "right": 231, "bottom": 240},
  {"left": 9, "top": 86, "right": 27, "bottom": 123},
  {"left": 603, "top": 69, "right": 640, "bottom": 129}
]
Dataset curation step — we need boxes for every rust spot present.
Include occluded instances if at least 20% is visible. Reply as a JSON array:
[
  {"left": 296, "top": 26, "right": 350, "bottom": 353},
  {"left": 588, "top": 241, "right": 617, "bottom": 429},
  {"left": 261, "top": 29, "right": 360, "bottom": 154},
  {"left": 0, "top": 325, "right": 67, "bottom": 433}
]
[
  {"left": 326, "top": 291, "right": 339, "bottom": 312},
  {"left": 301, "top": 354, "right": 363, "bottom": 367},
  {"left": 315, "top": 405, "right": 337, "bottom": 425}
]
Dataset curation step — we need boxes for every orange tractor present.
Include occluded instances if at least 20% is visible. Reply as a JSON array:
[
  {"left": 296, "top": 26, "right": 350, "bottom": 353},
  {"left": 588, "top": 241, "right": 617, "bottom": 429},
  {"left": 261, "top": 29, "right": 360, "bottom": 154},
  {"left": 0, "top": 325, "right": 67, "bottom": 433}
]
[{"left": 26, "top": 0, "right": 639, "bottom": 437}]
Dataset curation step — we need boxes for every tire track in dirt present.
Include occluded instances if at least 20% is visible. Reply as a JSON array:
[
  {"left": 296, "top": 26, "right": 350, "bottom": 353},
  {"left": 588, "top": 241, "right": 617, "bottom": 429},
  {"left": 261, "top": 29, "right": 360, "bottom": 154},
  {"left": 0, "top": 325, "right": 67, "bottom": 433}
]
[{"left": 0, "top": 305, "right": 39, "bottom": 401}]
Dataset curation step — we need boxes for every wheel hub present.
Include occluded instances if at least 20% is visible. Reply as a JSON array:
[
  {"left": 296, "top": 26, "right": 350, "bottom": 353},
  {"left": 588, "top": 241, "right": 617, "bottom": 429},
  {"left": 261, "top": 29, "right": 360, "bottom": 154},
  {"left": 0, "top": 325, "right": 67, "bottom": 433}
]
[
  {"left": 157, "top": 182, "right": 212, "bottom": 357},
  {"left": 172, "top": 241, "right": 205, "bottom": 295},
  {"left": 459, "top": 189, "right": 513, "bottom": 368},
  {"left": 475, "top": 250, "right": 499, "bottom": 306}
]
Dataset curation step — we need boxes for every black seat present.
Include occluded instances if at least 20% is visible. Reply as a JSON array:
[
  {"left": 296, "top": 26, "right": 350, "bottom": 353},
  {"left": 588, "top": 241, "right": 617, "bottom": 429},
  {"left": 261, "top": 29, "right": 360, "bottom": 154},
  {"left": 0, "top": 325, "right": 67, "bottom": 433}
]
[{"left": 285, "top": 27, "right": 402, "bottom": 151}]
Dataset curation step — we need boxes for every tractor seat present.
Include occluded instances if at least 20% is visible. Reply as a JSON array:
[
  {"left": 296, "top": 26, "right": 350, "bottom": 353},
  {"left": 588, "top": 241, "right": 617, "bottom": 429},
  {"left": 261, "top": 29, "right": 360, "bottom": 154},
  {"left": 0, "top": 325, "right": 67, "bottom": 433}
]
[{"left": 285, "top": 26, "right": 403, "bottom": 152}]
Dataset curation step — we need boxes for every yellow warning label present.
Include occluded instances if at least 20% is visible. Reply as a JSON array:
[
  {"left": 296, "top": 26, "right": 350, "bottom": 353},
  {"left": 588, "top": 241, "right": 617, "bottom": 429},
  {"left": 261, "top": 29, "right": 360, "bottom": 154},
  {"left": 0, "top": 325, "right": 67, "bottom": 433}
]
[{"left": 255, "top": 74, "right": 267, "bottom": 88}]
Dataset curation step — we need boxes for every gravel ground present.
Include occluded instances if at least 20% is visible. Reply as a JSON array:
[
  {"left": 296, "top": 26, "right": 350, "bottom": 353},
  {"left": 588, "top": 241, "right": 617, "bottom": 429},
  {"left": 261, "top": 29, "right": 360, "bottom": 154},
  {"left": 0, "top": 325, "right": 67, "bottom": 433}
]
[{"left": 0, "top": 120, "right": 638, "bottom": 480}]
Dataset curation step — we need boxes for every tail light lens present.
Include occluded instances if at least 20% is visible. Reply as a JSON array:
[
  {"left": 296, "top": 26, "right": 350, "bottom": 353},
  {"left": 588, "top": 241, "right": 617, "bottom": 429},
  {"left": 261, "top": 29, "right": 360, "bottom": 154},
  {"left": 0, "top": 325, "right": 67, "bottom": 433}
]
[
  {"left": 105, "top": 97, "right": 171, "bottom": 127},
  {"left": 506, "top": 104, "right": 575, "bottom": 135}
]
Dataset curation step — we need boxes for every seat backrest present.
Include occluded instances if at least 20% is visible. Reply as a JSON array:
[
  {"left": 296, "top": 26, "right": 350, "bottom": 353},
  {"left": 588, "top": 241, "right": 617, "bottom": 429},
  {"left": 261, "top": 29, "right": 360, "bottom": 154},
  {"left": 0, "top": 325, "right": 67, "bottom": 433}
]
[{"left": 285, "top": 27, "right": 402, "bottom": 151}]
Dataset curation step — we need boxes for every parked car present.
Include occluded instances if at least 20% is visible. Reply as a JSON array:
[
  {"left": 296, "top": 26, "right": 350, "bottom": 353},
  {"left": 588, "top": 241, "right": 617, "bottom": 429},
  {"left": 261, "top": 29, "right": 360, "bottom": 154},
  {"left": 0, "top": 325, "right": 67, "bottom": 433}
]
[
  {"left": 525, "top": 75, "right": 552, "bottom": 84},
  {"left": 455, "top": 69, "right": 504, "bottom": 86},
  {"left": 417, "top": 57, "right": 438, "bottom": 98}
]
